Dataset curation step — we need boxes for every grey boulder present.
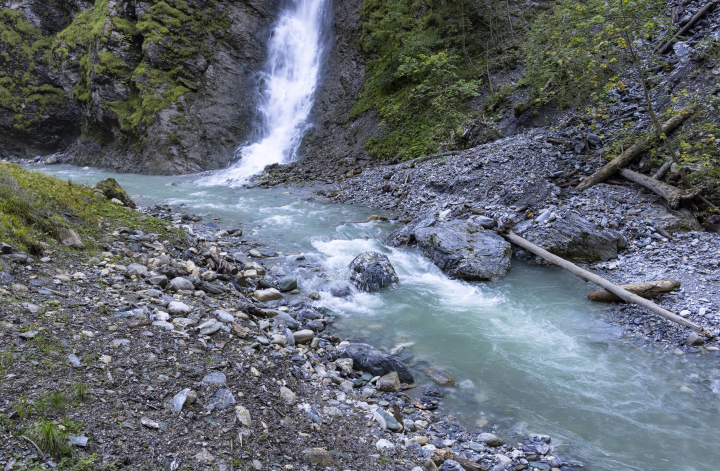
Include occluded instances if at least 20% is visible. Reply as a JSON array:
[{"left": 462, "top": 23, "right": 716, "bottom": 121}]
[
  {"left": 414, "top": 220, "right": 511, "bottom": 281},
  {"left": 514, "top": 211, "right": 626, "bottom": 263},
  {"left": 348, "top": 252, "right": 399, "bottom": 292},
  {"left": 338, "top": 343, "right": 413, "bottom": 383}
]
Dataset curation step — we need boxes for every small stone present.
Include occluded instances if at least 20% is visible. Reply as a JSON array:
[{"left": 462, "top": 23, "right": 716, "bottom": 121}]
[
  {"left": 303, "top": 449, "right": 335, "bottom": 467},
  {"left": 231, "top": 323, "right": 250, "bottom": 338},
  {"left": 477, "top": 432, "right": 504, "bottom": 447},
  {"left": 376, "top": 371, "right": 401, "bottom": 392},
  {"left": 168, "top": 301, "right": 192, "bottom": 315},
  {"left": 168, "top": 277, "right": 195, "bottom": 291},
  {"left": 277, "top": 276, "right": 298, "bottom": 292},
  {"left": 293, "top": 329, "right": 314, "bottom": 344},
  {"left": 679, "top": 310, "right": 691, "bottom": 317},
  {"left": 202, "top": 372, "right": 226, "bottom": 385},
  {"left": 59, "top": 228, "right": 85, "bottom": 249},
  {"left": 410, "top": 436, "right": 429, "bottom": 445},
  {"left": 686, "top": 332, "right": 704, "bottom": 346},
  {"left": 209, "top": 389, "right": 236, "bottom": 410},
  {"left": 271, "top": 334, "right": 287, "bottom": 346},
  {"left": 235, "top": 405, "right": 252, "bottom": 427},
  {"left": 252, "top": 460, "right": 262, "bottom": 470},
  {"left": 375, "top": 409, "right": 401, "bottom": 432},
  {"left": 195, "top": 448, "right": 215, "bottom": 464},
  {"left": 279, "top": 386, "right": 296, "bottom": 405},
  {"left": 141, "top": 417, "right": 160, "bottom": 429},
  {"left": 214, "top": 310, "right": 235, "bottom": 323},
  {"left": 423, "top": 367, "right": 454, "bottom": 385},
  {"left": 67, "top": 354, "right": 81, "bottom": 367},
  {"left": 441, "top": 460, "right": 463, "bottom": 471},
  {"left": 376, "top": 438, "right": 395, "bottom": 451},
  {"left": 68, "top": 435, "right": 88, "bottom": 447},
  {"left": 335, "top": 358, "right": 353, "bottom": 374},
  {"left": 198, "top": 319, "right": 221, "bottom": 335},
  {"left": 148, "top": 275, "right": 168, "bottom": 287},
  {"left": 253, "top": 288, "right": 283, "bottom": 302},
  {"left": 173, "top": 388, "right": 192, "bottom": 412}
]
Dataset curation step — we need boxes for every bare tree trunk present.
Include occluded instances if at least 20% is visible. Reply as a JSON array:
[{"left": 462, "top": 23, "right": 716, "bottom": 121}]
[
  {"left": 657, "top": 1, "right": 717, "bottom": 54},
  {"left": 576, "top": 107, "right": 696, "bottom": 190},
  {"left": 653, "top": 160, "right": 673, "bottom": 180},
  {"left": 620, "top": 168, "right": 699, "bottom": 208},
  {"left": 500, "top": 230, "right": 712, "bottom": 336},
  {"left": 588, "top": 279, "right": 681, "bottom": 303}
]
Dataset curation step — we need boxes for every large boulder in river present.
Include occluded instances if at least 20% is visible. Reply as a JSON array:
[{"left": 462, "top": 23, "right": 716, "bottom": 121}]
[
  {"left": 338, "top": 343, "right": 413, "bottom": 383},
  {"left": 414, "top": 221, "right": 511, "bottom": 281},
  {"left": 95, "top": 178, "right": 136, "bottom": 209},
  {"left": 514, "top": 211, "right": 626, "bottom": 262},
  {"left": 385, "top": 213, "right": 436, "bottom": 247},
  {"left": 348, "top": 252, "right": 399, "bottom": 292}
]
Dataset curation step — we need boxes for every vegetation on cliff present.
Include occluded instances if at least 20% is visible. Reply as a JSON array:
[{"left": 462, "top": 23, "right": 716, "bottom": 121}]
[{"left": 0, "top": 10, "right": 67, "bottom": 132}]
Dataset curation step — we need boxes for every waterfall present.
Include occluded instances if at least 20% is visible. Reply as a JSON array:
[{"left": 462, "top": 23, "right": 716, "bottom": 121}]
[{"left": 204, "top": 0, "right": 329, "bottom": 186}]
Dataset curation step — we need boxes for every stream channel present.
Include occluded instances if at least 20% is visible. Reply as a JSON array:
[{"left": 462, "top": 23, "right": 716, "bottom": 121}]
[{"left": 30, "top": 164, "right": 720, "bottom": 471}]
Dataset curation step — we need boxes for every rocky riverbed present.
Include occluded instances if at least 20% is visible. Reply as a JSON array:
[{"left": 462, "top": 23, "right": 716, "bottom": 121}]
[
  {"left": 284, "top": 128, "right": 720, "bottom": 354},
  {"left": 0, "top": 195, "right": 578, "bottom": 470}
]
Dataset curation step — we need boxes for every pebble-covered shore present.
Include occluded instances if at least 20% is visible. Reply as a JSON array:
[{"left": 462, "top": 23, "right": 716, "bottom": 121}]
[{"left": 0, "top": 196, "right": 577, "bottom": 470}]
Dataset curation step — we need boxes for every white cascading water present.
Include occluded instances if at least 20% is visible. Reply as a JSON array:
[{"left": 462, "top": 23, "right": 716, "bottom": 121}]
[{"left": 203, "top": 0, "right": 328, "bottom": 186}]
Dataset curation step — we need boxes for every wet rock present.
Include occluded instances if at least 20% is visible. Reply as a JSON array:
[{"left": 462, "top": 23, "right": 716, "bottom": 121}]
[
  {"left": 254, "top": 288, "right": 283, "bottom": 302},
  {"left": 686, "top": 332, "right": 704, "bottom": 346},
  {"left": 279, "top": 386, "right": 296, "bottom": 405},
  {"left": 338, "top": 342, "right": 413, "bottom": 383},
  {"left": 385, "top": 213, "right": 436, "bottom": 247},
  {"left": 477, "top": 432, "right": 504, "bottom": 447},
  {"left": 168, "top": 277, "right": 194, "bottom": 291},
  {"left": 415, "top": 221, "right": 511, "bottom": 281},
  {"left": 277, "top": 276, "right": 298, "bottom": 292},
  {"left": 59, "top": 228, "right": 85, "bottom": 249},
  {"left": 294, "top": 329, "right": 314, "bottom": 345},
  {"left": 348, "top": 251, "right": 399, "bottom": 292},
  {"left": 423, "top": 368, "right": 455, "bottom": 386},
  {"left": 376, "top": 371, "right": 401, "bottom": 392},
  {"left": 329, "top": 282, "right": 353, "bottom": 298}
]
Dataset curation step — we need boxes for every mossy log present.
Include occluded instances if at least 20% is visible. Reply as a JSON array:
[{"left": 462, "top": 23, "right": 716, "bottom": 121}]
[
  {"left": 576, "top": 107, "right": 697, "bottom": 191},
  {"left": 620, "top": 169, "right": 700, "bottom": 208},
  {"left": 588, "top": 279, "right": 681, "bottom": 303},
  {"left": 500, "top": 230, "right": 712, "bottom": 337}
]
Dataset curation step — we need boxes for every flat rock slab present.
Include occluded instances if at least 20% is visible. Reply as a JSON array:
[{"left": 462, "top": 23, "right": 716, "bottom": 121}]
[{"left": 415, "top": 220, "right": 511, "bottom": 281}]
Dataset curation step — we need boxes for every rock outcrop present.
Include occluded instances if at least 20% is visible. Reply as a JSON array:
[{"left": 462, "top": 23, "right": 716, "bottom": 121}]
[{"left": 414, "top": 220, "right": 512, "bottom": 281}]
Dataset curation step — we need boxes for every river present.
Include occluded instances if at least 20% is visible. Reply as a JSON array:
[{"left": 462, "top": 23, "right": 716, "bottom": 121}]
[{"left": 25, "top": 163, "right": 720, "bottom": 471}]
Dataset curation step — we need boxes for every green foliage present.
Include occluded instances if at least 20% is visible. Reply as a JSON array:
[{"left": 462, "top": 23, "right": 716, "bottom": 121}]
[
  {"left": 0, "top": 9, "right": 67, "bottom": 131},
  {"left": 26, "top": 420, "right": 70, "bottom": 457},
  {"left": 355, "top": 0, "right": 518, "bottom": 159},
  {"left": 73, "top": 382, "right": 91, "bottom": 401},
  {"left": 521, "top": 0, "right": 669, "bottom": 108},
  {"left": 365, "top": 52, "right": 482, "bottom": 159}
]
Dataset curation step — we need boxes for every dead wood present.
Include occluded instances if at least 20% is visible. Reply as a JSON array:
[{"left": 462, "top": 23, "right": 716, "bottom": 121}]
[
  {"left": 588, "top": 279, "right": 681, "bottom": 303},
  {"left": 500, "top": 230, "right": 711, "bottom": 336},
  {"left": 620, "top": 168, "right": 700, "bottom": 208},
  {"left": 657, "top": 1, "right": 717, "bottom": 54}
]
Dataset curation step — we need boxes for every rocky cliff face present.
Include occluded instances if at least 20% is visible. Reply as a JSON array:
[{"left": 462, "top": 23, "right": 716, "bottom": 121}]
[
  {"left": 296, "top": 0, "right": 379, "bottom": 177},
  {"left": 1, "top": 0, "right": 280, "bottom": 174}
]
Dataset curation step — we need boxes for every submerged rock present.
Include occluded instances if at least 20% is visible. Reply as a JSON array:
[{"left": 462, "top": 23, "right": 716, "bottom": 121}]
[
  {"left": 348, "top": 251, "right": 399, "bottom": 292},
  {"left": 423, "top": 368, "right": 455, "bottom": 386},
  {"left": 414, "top": 220, "right": 511, "bottom": 281},
  {"left": 338, "top": 342, "right": 413, "bottom": 383}
]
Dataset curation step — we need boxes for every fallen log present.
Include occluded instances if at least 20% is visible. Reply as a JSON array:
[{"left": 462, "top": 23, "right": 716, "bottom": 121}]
[
  {"left": 576, "top": 107, "right": 697, "bottom": 191},
  {"left": 619, "top": 168, "right": 699, "bottom": 208},
  {"left": 588, "top": 279, "right": 681, "bottom": 303},
  {"left": 500, "top": 230, "right": 711, "bottom": 336},
  {"left": 657, "top": 1, "right": 717, "bottom": 54},
  {"left": 653, "top": 160, "right": 672, "bottom": 180}
]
